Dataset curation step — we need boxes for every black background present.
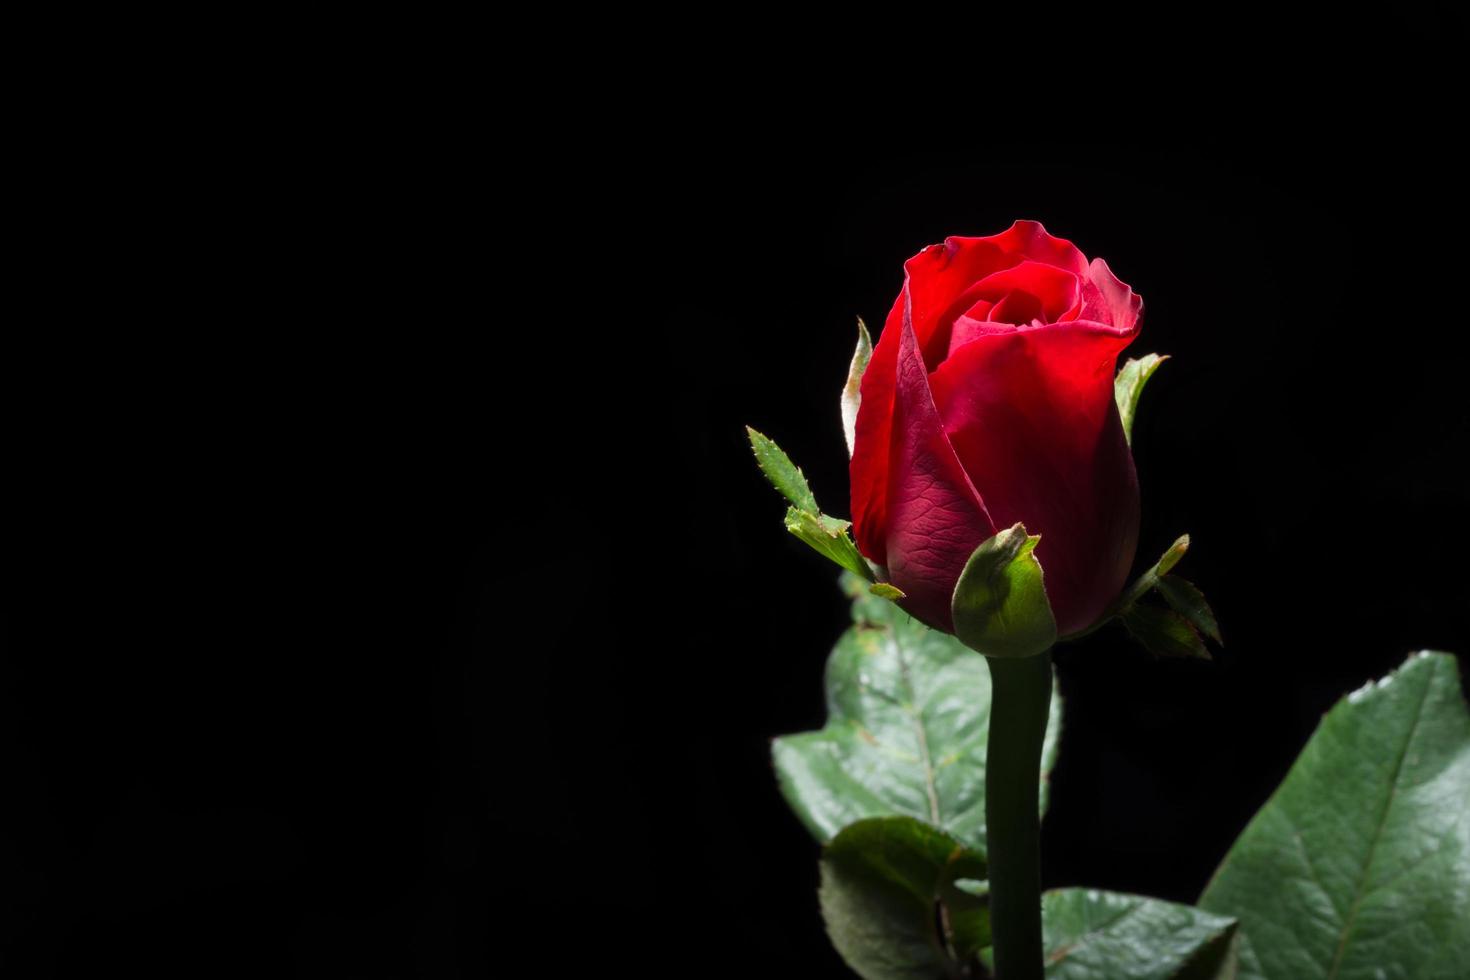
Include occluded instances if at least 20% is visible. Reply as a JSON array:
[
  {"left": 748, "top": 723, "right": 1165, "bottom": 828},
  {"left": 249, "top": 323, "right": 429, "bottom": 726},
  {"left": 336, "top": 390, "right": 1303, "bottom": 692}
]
[{"left": 6, "top": 22, "right": 1470, "bottom": 978}]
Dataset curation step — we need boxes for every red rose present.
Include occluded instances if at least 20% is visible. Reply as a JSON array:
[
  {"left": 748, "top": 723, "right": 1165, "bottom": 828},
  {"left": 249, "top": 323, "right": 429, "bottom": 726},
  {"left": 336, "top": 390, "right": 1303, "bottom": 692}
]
[{"left": 850, "top": 220, "right": 1142, "bottom": 636}]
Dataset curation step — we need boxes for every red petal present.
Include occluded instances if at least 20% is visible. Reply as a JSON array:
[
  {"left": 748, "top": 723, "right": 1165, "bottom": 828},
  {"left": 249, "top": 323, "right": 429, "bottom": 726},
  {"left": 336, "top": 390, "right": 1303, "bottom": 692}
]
[
  {"left": 967, "top": 260, "right": 1083, "bottom": 324},
  {"left": 983, "top": 219, "right": 1090, "bottom": 277},
  {"left": 946, "top": 317, "right": 1021, "bottom": 355},
  {"left": 928, "top": 321, "right": 1140, "bottom": 635},
  {"left": 899, "top": 240, "right": 1023, "bottom": 368},
  {"left": 1079, "top": 257, "right": 1143, "bottom": 330},
  {"left": 884, "top": 312, "right": 995, "bottom": 632},
  {"left": 984, "top": 290, "right": 1042, "bottom": 326},
  {"left": 902, "top": 222, "right": 1088, "bottom": 363}
]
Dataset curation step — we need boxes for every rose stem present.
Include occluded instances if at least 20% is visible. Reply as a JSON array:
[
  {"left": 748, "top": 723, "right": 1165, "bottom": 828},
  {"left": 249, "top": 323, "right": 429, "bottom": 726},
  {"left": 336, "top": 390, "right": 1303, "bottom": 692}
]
[{"left": 984, "top": 650, "right": 1051, "bottom": 980}]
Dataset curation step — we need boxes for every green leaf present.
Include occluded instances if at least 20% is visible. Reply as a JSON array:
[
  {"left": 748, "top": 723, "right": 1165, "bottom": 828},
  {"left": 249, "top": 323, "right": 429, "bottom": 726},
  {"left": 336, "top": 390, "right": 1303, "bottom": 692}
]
[
  {"left": 747, "top": 426, "right": 876, "bottom": 581},
  {"left": 785, "top": 507, "right": 873, "bottom": 581},
  {"left": 843, "top": 316, "right": 874, "bottom": 457},
  {"left": 1156, "top": 575, "right": 1222, "bottom": 644},
  {"left": 772, "top": 578, "right": 1062, "bottom": 857},
  {"left": 1121, "top": 602, "right": 1211, "bottom": 660},
  {"left": 951, "top": 523, "right": 1057, "bottom": 659},
  {"left": 746, "top": 425, "right": 819, "bottom": 512},
  {"left": 1040, "top": 889, "right": 1238, "bottom": 980},
  {"left": 1198, "top": 651, "right": 1470, "bottom": 980},
  {"left": 819, "top": 816, "right": 989, "bottom": 980},
  {"left": 1115, "top": 353, "right": 1168, "bottom": 446}
]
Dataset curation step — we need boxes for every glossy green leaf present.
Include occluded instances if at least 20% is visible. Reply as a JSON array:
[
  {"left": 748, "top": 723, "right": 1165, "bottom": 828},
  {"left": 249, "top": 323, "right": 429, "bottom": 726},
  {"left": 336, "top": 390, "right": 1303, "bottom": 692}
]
[
  {"left": 1039, "top": 889, "right": 1238, "bottom": 980},
  {"left": 819, "top": 816, "right": 990, "bottom": 980},
  {"left": 772, "top": 576, "right": 1062, "bottom": 857},
  {"left": 785, "top": 507, "right": 872, "bottom": 581},
  {"left": 951, "top": 523, "right": 1057, "bottom": 659},
  {"left": 1156, "top": 575, "right": 1222, "bottom": 644},
  {"left": 1198, "top": 651, "right": 1470, "bottom": 980},
  {"left": 1121, "top": 602, "right": 1211, "bottom": 660},
  {"left": 746, "top": 425, "right": 819, "bottom": 512},
  {"left": 842, "top": 317, "right": 874, "bottom": 457},
  {"left": 1115, "top": 352, "right": 1168, "bottom": 446}
]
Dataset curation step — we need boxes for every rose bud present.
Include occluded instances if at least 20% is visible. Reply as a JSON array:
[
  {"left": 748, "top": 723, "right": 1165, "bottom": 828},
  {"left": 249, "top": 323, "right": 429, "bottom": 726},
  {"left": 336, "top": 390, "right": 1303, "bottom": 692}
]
[{"left": 849, "top": 220, "right": 1143, "bottom": 637}]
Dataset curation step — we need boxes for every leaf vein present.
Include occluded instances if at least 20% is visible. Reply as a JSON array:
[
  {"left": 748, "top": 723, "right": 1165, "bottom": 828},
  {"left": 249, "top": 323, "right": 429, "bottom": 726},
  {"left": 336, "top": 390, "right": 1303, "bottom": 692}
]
[
  {"left": 1325, "top": 657, "right": 1437, "bottom": 980},
  {"left": 1046, "top": 902, "right": 1146, "bottom": 965},
  {"left": 893, "top": 630, "right": 942, "bottom": 827}
]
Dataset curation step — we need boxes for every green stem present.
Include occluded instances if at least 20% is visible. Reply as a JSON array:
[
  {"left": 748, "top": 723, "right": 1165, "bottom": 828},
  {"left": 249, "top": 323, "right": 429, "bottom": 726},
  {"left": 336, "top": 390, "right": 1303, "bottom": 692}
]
[{"left": 985, "top": 650, "right": 1052, "bottom": 980}]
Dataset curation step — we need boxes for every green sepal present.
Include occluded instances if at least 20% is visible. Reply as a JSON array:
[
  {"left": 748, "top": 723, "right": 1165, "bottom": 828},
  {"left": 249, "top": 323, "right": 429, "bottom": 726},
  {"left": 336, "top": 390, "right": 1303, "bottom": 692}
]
[
  {"left": 951, "top": 523, "right": 1057, "bottom": 659},
  {"left": 1199, "top": 651, "right": 1470, "bottom": 980},
  {"left": 747, "top": 425, "right": 875, "bottom": 581},
  {"left": 818, "top": 816, "right": 990, "bottom": 980},
  {"left": 842, "top": 316, "right": 874, "bottom": 457},
  {"left": 1115, "top": 352, "right": 1168, "bottom": 446},
  {"left": 785, "top": 506, "right": 873, "bottom": 581},
  {"left": 774, "top": 575, "right": 1062, "bottom": 855}
]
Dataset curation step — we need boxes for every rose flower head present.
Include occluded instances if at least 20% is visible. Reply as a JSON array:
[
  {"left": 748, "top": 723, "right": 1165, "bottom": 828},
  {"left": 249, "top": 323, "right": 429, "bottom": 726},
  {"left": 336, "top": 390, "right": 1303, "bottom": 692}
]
[{"left": 850, "top": 220, "right": 1143, "bottom": 636}]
